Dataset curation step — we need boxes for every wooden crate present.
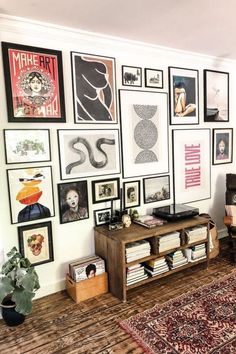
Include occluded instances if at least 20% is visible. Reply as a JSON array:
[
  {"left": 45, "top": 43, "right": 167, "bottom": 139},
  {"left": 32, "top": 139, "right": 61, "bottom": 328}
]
[{"left": 66, "top": 272, "right": 108, "bottom": 303}]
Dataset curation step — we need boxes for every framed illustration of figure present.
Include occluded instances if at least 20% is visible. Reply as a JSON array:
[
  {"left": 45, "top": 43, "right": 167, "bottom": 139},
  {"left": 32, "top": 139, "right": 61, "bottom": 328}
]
[
  {"left": 2, "top": 42, "right": 66, "bottom": 123},
  {"left": 71, "top": 52, "right": 117, "bottom": 123},
  {"left": 204, "top": 69, "right": 229, "bottom": 122},
  {"left": 212, "top": 128, "right": 233, "bottom": 165},
  {"left": 168, "top": 67, "right": 199, "bottom": 125}
]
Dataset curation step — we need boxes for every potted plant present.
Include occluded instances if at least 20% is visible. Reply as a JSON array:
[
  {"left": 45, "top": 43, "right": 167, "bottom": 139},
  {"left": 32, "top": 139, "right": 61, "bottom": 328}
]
[{"left": 0, "top": 247, "right": 40, "bottom": 326}]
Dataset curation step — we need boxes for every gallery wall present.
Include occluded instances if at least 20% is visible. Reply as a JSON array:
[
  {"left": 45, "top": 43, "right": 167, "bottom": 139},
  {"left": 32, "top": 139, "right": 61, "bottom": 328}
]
[{"left": 0, "top": 14, "right": 235, "bottom": 298}]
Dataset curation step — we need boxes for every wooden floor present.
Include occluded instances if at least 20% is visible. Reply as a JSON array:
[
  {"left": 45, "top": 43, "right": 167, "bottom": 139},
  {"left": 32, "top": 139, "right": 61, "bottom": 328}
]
[{"left": 0, "top": 238, "right": 235, "bottom": 354}]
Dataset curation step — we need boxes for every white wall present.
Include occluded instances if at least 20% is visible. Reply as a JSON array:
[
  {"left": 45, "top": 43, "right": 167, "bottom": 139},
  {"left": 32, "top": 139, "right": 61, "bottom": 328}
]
[{"left": 0, "top": 15, "right": 235, "bottom": 298}]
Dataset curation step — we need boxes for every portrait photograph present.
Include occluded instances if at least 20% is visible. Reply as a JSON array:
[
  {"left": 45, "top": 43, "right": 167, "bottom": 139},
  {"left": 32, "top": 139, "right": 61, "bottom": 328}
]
[
  {"left": 168, "top": 67, "right": 199, "bottom": 125},
  {"left": 58, "top": 181, "right": 89, "bottom": 224},
  {"left": 92, "top": 178, "right": 120, "bottom": 204},
  {"left": 18, "top": 221, "right": 54, "bottom": 266},
  {"left": 145, "top": 68, "right": 163, "bottom": 89},
  {"left": 143, "top": 176, "right": 170, "bottom": 204},
  {"left": 71, "top": 51, "right": 117, "bottom": 123},
  {"left": 204, "top": 69, "right": 229, "bottom": 122},
  {"left": 2, "top": 42, "right": 66, "bottom": 123},
  {"left": 94, "top": 208, "right": 111, "bottom": 226},
  {"left": 213, "top": 128, "right": 233, "bottom": 165},
  {"left": 7, "top": 166, "right": 55, "bottom": 224},
  {"left": 58, "top": 129, "right": 120, "bottom": 180},
  {"left": 122, "top": 65, "right": 142, "bottom": 87},
  {"left": 123, "top": 180, "right": 140, "bottom": 209}
]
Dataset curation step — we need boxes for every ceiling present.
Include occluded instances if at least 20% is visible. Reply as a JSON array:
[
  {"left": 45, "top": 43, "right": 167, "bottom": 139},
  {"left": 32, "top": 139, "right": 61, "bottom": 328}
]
[{"left": 1, "top": 0, "right": 236, "bottom": 60}]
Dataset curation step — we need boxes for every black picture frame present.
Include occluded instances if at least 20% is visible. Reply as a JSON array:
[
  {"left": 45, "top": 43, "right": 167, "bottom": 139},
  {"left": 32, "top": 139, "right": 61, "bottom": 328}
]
[
  {"left": 57, "top": 181, "right": 89, "bottom": 224},
  {"left": 18, "top": 221, "right": 54, "bottom": 266},
  {"left": 2, "top": 41, "right": 66, "bottom": 123},
  {"left": 144, "top": 68, "right": 163, "bottom": 89},
  {"left": 122, "top": 65, "right": 142, "bottom": 87},
  {"left": 143, "top": 175, "right": 170, "bottom": 204},
  {"left": 94, "top": 208, "right": 111, "bottom": 226},
  {"left": 123, "top": 180, "right": 140, "bottom": 209},
  {"left": 204, "top": 69, "right": 229, "bottom": 122},
  {"left": 212, "top": 128, "right": 233, "bottom": 165},
  {"left": 92, "top": 177, "right": 120, "bottom": 204}
]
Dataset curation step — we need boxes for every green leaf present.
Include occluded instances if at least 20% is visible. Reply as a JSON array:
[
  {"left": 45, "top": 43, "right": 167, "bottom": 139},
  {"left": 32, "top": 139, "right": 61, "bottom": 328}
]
[
  {"left": 12, "top": 288, "right": 35, "bottom": 315},
  {"left": 0, "top": 277, "right": 14, "bottom": 303}
]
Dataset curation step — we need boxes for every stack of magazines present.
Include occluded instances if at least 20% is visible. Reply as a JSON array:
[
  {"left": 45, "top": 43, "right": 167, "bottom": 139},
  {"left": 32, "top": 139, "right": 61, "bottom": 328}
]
[
  {"left": 165, "top": 250, "right": 188, "bottom": 269},
  {"left": 158, "top": 231, "right": 180, "bottom": 252},
  {"left": 144, "top": 257, "right": 170, "bottom": 277},
  {"left": 126, "top": 264, "right": 148, "bottom": 286},
  {"left": 125, "top": 240, "right": 151, "bottom": 263},
  {"left": 185, "top": 225, "right": 208, "bottom": 243},
  {"left": 69, "top": 255, "right": 105, "bottom": 282},
  {"left": 133, "top": 214, "right": 166, "bottom": 229}
]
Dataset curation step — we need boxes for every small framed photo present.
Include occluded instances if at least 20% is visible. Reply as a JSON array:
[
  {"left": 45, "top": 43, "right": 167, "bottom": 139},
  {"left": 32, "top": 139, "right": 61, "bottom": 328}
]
[
  {"left": 2, "top": 42, "right": 66, "bottom": 123},
  {"left": 94, "top": 208, "right": 111, "bottom": 226},
  {"left": 213, "top": 128, "right": 233, "bottom": 165},
  {"left": 18, "top": 221, "right": 54, "bottom": 266},
  {"left": 57, "top": 181, "right": 89, "bottom": 224},
  {"left": 204, "top": 69, "right": 229, "bottom": 122},
  {"left": 145, "top": 68, "right": 163, "bottom": 89},
  {"left": 123, "top": 180, "right": 140, "bottom": 209},
  {"left": 143, "top": 176, "right": 170, "bottom": 204},
  {"left": 4, "top": 129, "right": 51, "bottom": 164},
  {"left": 168, "top": 66, "right": 199, "bottom": 125},
  {"left": 92, "top": 177, "right": 120, "bottom": 204},
  {"left": 122, "top": 65, "right": 142, "bottom": 87}
]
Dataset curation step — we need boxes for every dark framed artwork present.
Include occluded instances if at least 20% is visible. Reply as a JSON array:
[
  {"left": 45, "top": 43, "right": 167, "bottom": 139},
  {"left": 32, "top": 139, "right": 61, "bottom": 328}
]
[
  {"left": 2, "top": 42, "right": 66, "bottom": 123},
  {"left": 145, "top": 68, "right": 163, "bottom": 89},
  {"left": 71, "top": 52, "right": 117, "bottom": 123},
  {"left": 172, "top": 129, "right": 211, "bottom": 203},
  {"left": 92, "top": 177, "right": 120, "bottom": 204},
  {"left": 57, "top": 180, "right": 89, "bottom": 224},
  {"left": 119, "top": 89, "right": 169, "bottom": 178},
  {"left": 143, "top": 175, "right": 170, "bottom": 204},
  {"left": 7, "top": 166, "right": 55, "bottom": 224},
  {"left": 18, "top": 221, "right": 54, "bottom": 266},
  {"left": 123, "top": 180, "right": 140, "bottom": 209},
  {"left": 57, "top": 129, "right": 120, "bottom": 180},
  {"left": 122, "top": 65, "right": 142, "bottom": 87},
  {"left": 204, "top": 69, "right": 229, "bottom": 122},
  {"left": 212, "top": 128, "right": 233, "bottom": 165},
  {"left": 168, "top": 66, "right": 199, "bottom": 125},
  {"left": 4, "top": 129, "right": 51, "bottom": 164},
  {"left": 94, "top": 208, "right": 111, "bottom": 226}
]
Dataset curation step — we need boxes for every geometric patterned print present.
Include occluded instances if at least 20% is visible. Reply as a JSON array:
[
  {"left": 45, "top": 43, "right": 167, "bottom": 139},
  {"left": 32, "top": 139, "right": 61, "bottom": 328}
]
[{"left": 120, "top": 271, "right": 236, "bottom": 354}]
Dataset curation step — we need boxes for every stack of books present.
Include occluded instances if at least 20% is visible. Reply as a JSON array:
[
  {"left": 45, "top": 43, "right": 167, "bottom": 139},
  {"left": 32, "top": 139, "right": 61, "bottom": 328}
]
[
  {"left": 144, "top": 257, "right": 170, "bottom": 277},
  {"left": 185, "top": 225, "right": 208, "bottom": 243},
  {"left": 126, "top": 264, "right": 148, "bottom": 285},
  {"left": 158, "top": 231, "right": 180, "bottom": 252},
  {"left": 191, "top": 244, "right": 207, "bottom": 261},
  {"left": 125, "top": 240, "right": 151, "bottom": 263},
  {"left": 165, "top": 250, "right": 188, "bottom": 269},
  {"left": 133, "top": 214, "right": 166, "bottom": 229},
  {"left": 69, "top": 255, "right": 105, "bottom": 282}
]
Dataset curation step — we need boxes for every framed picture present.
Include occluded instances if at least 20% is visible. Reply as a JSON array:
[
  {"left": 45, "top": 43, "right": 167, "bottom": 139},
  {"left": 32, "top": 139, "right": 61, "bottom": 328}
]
[
  {"left": 2, "top": 42, "right": 66, "bottom": 123},
  {"left": 204, "top": 69, "right": 229, "bottom": 122},
  {"left": 122, "top": 65, "right": 142, "bottom": 87},
  {"left": 7, "top": 166, "right": 55, "bottom": 224},
  {"left": 123, "top": 180, "right": 140, "bottom": 209},
  {"left": 57, "top": 180, "right": 89, "bottom": 224},
  {"left": 143, "top": 175, "right": 170, "bottom": 204},
  {"left": 172, "top": 129, "right": 211, "bottom": 204},
  {"left": 4, "top": 129, "right": 51, "bottom": 164},
  {"left": 119, "top": 89, "right": 169, "bottom": 178},
  {"left": 18, "top": 221, "right": 54, "bottom": 266},
  {"left": 168, "top": 66, "right": 199, "bottom": 125},
  {"left": 145, "top": 68, "right": 163, "bottom": 89},
  {"left": 71, "top": 52, "right": 117, "bottom": 123},
  {"left": 58, "top": 129, "right": 120, "bottom": 180},
  {"left": 212, "top": 128, "right": 233, "bottom": 165},
  {"left": 94, "top": 208, "right": 111, "bottom": 226},
  {"left": 92, "top": 177, "right": 120, "bottom": 204}
]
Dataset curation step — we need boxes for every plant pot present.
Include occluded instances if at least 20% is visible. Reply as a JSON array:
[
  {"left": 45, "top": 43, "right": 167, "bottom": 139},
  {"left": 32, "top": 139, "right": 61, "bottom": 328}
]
[{"left": 1, "top": 298, "right": 25, "bottom": 326}]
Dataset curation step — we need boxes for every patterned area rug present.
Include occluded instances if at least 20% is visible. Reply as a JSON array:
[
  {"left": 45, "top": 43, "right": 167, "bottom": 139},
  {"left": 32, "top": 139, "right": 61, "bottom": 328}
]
[{"left": 120, "top": 271, "right": 236, "bottom": 354}]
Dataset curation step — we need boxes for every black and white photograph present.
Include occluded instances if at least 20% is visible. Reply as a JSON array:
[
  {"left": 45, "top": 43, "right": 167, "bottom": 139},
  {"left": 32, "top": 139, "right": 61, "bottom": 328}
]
[
  {"left": 143, "top": 176, "right": 170, "bottom": 204},
  {"left": 122, "top": 65, "right": 142, "bottom": 87},
  {"left": 94, "top": 208, "right": 111, "bottom": 226},
  {"left": 92, "top": 178, "right": 120, "bottom": 204},
  {"left": 123, "top": 180, "right": 140, "bottom": 209},
  {"left": 145, "top": 68, "right": 163, "bottom": 89},
  {"left": 213, "top": 128, "right": 233, "bottom": 165},
  {"left": 58, "top": 129, "right": 120, "bottom": 180}
]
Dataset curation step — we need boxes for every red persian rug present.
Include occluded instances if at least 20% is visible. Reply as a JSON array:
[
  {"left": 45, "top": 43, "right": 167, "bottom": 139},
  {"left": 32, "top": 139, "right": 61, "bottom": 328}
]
[{"left": 120, "top": 271, "right": 236, "bottom": 354}]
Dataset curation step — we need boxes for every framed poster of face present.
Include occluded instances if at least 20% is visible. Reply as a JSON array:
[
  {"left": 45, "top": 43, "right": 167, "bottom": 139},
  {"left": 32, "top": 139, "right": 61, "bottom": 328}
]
[
  {"left": 94, "top": 208, "right": 111, "bottom": 226},
  {"left": 18, "top": 221, "right": 54, "bottom": 266},
  {"left": 2, "top": 42, "right": 66, "bottom": 123},
  {"left": 7, "top": 166, "right": 55, "bottom": 224},
  {"left": 4, "top": 129, "right": 51, "bottom": 164},
  {"left": 204, "top": 69, "right": 229, "bottom": 122},
  {"left": 123, "top": 180, "right": 140, "bottom": 209},
  {"left": 71, "top": 52, "right": 117, "bottom": 123},
  {"left": 212, "top": 128, "right": 233, "bottom": 165},
  {"left": 168, "top": 66, "right": 199, "bottom": 125},
  {"left": 92, "top": 177, "right": 120, "bottom": 204},
  {"left": 143, "top": 175, "right": 170, "bottom": 204},
  {"left": 172, "top": 129, "right": 211, "bottom": 203},
  {"left": 122, "top": 65, "right": 142, "bottom": 87}
]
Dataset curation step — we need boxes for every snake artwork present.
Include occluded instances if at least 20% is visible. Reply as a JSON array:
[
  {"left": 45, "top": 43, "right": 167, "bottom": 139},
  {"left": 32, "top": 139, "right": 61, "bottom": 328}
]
[{"left": 66, "top": 137, "right": 115, "bottom": 174}]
